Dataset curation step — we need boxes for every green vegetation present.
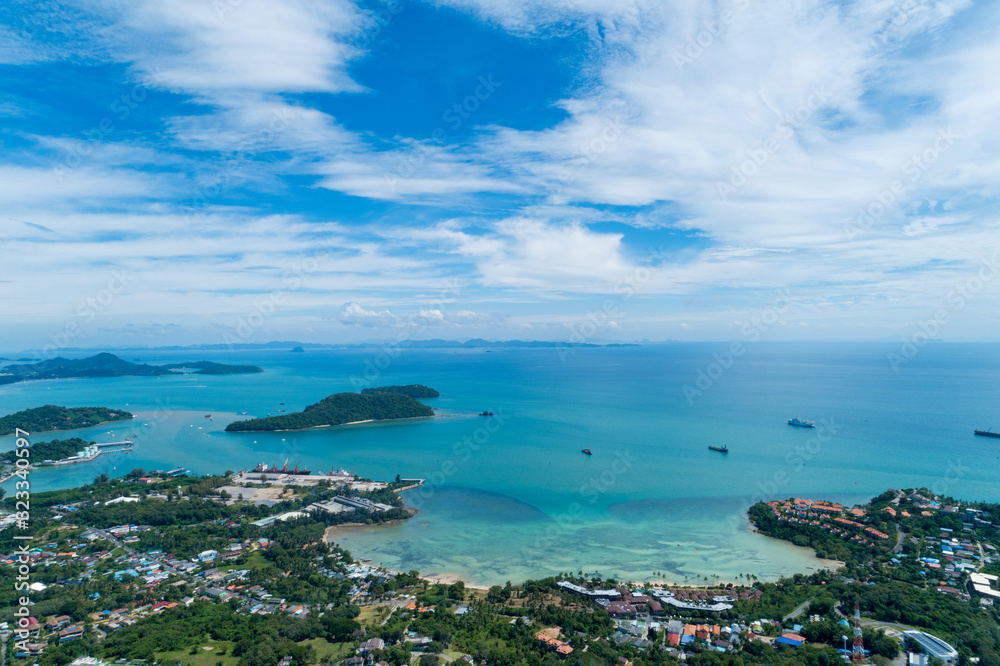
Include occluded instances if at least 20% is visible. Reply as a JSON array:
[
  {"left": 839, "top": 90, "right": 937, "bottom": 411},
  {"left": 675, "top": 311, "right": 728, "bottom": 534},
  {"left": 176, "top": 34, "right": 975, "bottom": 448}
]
[
  {"left": 0, "top": 404, "right": 133, "bottom": 436},
  {"left": 747, "top": 503, "right": 875, "bottom": 563},
  {"left": 0, "top": 353, "right": 262, "bottom": 386},
  {"left": 360, "top": 384, "right": 440, "bottom": 398},
  {"left": 225, "top": 392, "right": 434, "bottom": 432},
  {"left": 0, "top": 436, "right": 92, "bottom": 463}
]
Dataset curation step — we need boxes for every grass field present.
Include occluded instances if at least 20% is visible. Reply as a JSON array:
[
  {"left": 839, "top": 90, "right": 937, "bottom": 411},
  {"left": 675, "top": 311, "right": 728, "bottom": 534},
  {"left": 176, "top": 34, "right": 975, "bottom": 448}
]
[
  {"left": 357, "top": 604, "right": 393, "bottom": 626},
  {"left": 298, "top": 638, "right": 352, "bottom": 661},
  {"left": 158, "top": 639, "right": 240, "bottom": 666}
]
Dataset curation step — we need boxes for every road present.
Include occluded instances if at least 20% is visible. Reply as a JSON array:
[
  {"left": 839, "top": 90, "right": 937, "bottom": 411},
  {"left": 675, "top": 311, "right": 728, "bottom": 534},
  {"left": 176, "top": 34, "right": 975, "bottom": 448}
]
[
  {"left": 91, "top": 527, "right": 136, "bottom": 555},
  {"left": 783, "top": 600, "right": 812, "bottom": 622},
  {"left": 891, "top": 523, "right": 905, "bottom": 554},
  {"left": 835, "top": 605, "right": 913, "bottom": 632}
]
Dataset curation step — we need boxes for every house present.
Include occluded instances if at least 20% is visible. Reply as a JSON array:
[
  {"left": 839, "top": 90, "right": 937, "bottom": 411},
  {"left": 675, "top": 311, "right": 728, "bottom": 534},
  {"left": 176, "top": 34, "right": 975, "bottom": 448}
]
[
  {"left": 15, "top": 643, "right": 48, "bottom": 658},
  {"left": 776, "top": 633, "right": 805, "bottom": 647},
  {"left": 58, "top": 625, "right": 85, "bottom": 643},
  {"left": 358, "top": 638, "right": 385, "bottom": 653},
  {"left": 46, "top": 615, "right": 72, "bottom": 630}
]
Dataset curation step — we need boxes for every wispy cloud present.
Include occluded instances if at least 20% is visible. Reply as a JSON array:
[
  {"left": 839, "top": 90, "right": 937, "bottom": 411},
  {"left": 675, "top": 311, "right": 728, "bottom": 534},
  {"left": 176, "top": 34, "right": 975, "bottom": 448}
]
[{"left": 1, "top": 0, "right": 998, "bottom": 347}]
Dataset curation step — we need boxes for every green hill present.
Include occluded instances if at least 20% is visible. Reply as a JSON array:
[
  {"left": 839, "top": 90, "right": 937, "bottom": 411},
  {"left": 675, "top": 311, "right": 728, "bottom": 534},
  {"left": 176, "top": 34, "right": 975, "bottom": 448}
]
[
  {"left": 0, "top": 353, "right": 262, "bottom": 385},
  {"left": 225, "top": 391, "right": 435, "bottom": 432},
  {"left": 0, "top": 405, "right": 133, "bottom": 436},
  {"left": 360, "top": 384, "right": 440, "bottom": 398},
  {"left": 0, "top": 437, "right": 92, "bottom": 463}
]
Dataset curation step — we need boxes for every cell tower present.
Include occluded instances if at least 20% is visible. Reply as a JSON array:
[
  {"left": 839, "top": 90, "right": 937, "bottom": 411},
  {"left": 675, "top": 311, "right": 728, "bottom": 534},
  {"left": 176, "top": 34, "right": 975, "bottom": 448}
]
[{"left": 852, "top": 601, "right": 865, "bottom": 663}]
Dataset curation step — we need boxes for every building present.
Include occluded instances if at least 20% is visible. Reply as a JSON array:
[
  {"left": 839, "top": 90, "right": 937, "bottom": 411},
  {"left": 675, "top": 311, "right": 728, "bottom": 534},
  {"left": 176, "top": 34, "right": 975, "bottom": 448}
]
[
  {"left": 555, "top": 580, "right": 620, "bottom": 599},
  {"left": 58, "top": 625, "right": 85, "bottom": 643},
  {"left": 776, "top": 633, "right": 805, "bottom": 647},
  {"left": 358, "top": 638, "right": 385, "bottom": 654},
  {"left": 904, "top": 631, "right": 958, "bottom": 666},
  {"left": 970, "top": 573, "right": 1000, "bottom": 600}
]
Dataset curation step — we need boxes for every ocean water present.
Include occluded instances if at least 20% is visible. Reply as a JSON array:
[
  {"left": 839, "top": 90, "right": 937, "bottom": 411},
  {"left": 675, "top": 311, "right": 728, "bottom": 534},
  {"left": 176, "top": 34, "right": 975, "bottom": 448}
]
[{"left": 2, "top": 342, "right": 999, "bottom": 586}]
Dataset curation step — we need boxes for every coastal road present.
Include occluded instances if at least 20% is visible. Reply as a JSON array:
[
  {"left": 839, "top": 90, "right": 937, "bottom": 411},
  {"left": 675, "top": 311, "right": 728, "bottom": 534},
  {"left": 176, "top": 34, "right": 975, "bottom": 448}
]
[{"left": 783, "top": 600, "right": 812, "bottom": 622}]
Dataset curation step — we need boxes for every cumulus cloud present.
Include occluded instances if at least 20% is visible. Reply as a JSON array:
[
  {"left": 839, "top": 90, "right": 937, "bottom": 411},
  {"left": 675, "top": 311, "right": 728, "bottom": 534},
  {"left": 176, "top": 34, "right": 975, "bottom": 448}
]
[{"left": 338, "top": 302, "right": 398, "bottom": 327}]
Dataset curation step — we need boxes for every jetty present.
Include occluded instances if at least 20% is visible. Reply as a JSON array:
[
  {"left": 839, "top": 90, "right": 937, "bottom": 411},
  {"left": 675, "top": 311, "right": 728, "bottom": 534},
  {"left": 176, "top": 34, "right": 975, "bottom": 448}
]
[{"left": 34, "top": 441, "right": 134, "bottom": 467}]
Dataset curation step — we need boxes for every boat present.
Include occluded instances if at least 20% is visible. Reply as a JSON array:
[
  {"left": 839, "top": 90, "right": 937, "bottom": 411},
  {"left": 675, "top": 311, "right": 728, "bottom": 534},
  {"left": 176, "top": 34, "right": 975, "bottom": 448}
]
[
  {"left": 787, "top": 418, "right": 815, "bottom": 428},
  {"left": 975, "top": 429, "right": 1000, "bottom": 439},
  {"left": 709, "top": 445, "right": 729, "bottom": 453},
  {"left": 252, "top": 459, "right": 312, "bottom": 475},
  {"left": 582, "top": 448, "right": 592, "bottom": 456}
]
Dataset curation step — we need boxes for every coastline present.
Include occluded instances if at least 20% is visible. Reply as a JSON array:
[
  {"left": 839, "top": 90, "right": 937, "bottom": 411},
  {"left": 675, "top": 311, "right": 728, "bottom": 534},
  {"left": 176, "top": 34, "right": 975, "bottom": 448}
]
[
  {"left": 746, "top": 523, "right": 846, "bottom": 573},
  {"left": 230, "top": 413, "right": 449, "bottom": 434},
  {"left": 0, "top": 414, "right": 135, "bottom": 439}
]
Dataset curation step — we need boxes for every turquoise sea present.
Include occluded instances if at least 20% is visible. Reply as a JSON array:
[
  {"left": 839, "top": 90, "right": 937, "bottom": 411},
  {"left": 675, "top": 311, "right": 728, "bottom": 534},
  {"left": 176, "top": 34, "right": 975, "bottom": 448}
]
[{"left": 2, "top": 342, "right": 999, "bottom": 586}]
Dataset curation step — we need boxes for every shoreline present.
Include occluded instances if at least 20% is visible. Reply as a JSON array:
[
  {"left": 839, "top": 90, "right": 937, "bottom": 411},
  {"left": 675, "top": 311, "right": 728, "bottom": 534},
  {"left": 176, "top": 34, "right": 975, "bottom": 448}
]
[
  {"left": 227, "top": 413, "right": 455, "bottom": 434},
  {"left": 0, "top": 415, "right": 135, "bottom": 440},
  {"left": 746, "top": 524, "right": 846, "bottom": 573}
]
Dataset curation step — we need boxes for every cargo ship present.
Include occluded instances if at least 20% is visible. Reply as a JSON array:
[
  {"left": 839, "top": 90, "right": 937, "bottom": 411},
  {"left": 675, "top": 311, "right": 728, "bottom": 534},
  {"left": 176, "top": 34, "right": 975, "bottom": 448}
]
[
  {"left": 787, "top": 418, "right": 815, "bottom": 428},
  {"left": 252, "top": 459, "right": 312, "bottom": 475},
  {"left": 708, "top": 445, "right": 728, "bottom": 453},
  {"left": 975, "top": 429, "right": 1000, "bottom": 439}
]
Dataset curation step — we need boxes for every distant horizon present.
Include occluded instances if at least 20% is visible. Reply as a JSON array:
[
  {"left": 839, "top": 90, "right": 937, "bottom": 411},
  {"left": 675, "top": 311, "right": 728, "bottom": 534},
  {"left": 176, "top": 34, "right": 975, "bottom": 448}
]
[
  {"left": 4, "top": 337, "right": 998, "bottom": 358},
  {"left": 3, "top": 1, "right": 999, "bottom": 349}
]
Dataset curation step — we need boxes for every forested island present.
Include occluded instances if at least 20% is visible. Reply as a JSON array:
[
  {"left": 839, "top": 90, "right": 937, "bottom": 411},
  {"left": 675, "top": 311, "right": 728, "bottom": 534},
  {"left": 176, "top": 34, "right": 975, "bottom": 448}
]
[
  {"left": 0, "top": 436, "right": 92, "bottom": 463},
  {"left": 0, "top": 353, "right": 262, "bottom": 385},
  {"left": 0, "top": 405, "right": 133, "bottom": 436},
  {"left": 160, "top": 361, "right": 264, "bottom": 375},
  {"left": 225, "top": 390, "right": 436, "bottom": 432},
  {"left": 360, "top": 384, "right": 440, "bottom": 398}
]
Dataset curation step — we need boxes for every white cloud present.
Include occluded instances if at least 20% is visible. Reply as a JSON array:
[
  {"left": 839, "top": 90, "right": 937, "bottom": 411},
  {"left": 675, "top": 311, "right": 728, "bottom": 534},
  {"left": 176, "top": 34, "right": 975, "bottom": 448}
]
[{"left": 338, "top": 302, "right": 398, "bottom": 327}]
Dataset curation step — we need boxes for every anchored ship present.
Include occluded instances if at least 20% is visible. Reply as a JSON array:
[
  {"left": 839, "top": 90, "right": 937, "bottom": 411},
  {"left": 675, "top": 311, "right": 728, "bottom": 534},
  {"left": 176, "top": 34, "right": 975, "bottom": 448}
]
[
  {"left": 708, "top": 445, "right": 729, "bottom": 453},
  {"left": 581, "top": 447, "right": 592, "bottom": 456},
  {"left": 975, "top": 429, "right": 1000, "bottom": 439},
  {"left": 787, "top": 417, "right": 815, "bottom": 428},
  {"left": 252, "top": 458, "right": 312, "bottom": 475}
]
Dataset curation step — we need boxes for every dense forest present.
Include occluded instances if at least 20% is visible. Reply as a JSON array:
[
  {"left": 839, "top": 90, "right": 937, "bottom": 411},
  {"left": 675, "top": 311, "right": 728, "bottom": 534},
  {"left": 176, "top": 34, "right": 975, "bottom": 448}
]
[
  {"left": 0, "top": 404, "right": 132, "bottom": 436},
  {"left": 225, "top": 391, "right": 434, "bottom": 431},
  {"left": 360, "top": 384, "right": 440, "bottom": 398},
  {"left": 0, "top": 436, "right": 91, "bottom": 463}
]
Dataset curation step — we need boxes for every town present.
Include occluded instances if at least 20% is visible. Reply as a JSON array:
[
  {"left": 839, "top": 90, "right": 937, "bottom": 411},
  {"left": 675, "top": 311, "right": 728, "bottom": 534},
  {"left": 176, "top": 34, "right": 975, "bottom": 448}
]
[{"left": 2, "top": 481, "right": 999, "bottom": 666}]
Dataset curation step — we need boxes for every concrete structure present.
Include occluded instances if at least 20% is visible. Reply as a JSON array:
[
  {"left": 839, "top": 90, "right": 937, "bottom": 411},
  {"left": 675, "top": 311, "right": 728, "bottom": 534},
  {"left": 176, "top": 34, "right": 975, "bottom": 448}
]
[
  {"left": 904, "top": 631, "right": 958, "bottom": 666},
  {"left": 970, "top": 572, "right": 1000, "bottom": 599}
]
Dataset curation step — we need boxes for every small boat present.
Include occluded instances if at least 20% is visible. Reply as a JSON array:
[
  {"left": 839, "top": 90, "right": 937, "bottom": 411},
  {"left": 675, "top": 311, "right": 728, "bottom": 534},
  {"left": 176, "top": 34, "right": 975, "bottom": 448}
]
[
  {"left": 582, "top": 448, "right": 592, "bottom": 456},
  {"left": 788, "top": 417, "right": 815, "bottom": 428},
  {"left": 709, "top": 445, "right": 729, "bottom": 453},
  {"left": 975, "top": 429, "right": 1000, "bottom": 439}
]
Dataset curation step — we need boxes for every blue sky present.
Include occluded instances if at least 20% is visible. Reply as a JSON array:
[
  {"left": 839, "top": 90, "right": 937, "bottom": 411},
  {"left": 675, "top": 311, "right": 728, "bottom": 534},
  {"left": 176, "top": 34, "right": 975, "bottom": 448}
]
[{"left": 2, "top": 0, "right": 999, "bottom": 349}]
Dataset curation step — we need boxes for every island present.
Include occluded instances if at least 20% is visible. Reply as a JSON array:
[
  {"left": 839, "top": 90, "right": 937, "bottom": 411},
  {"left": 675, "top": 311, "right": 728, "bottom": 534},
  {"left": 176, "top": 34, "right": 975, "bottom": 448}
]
[
  {"left": 159, "top": 361, "right": 264, "bottom": 375},
  {"left": 0, "top": 352, "right": 262, "bottom": 385},
  {"left": 0, "top": 436, "right": 108, "bottom": 465},
  {"left": 290, "top": 346, "right": 305, "bottom": 353},
  {"left": 360, "top": 384, "right": 440, "bottom": 398},
  {"left": 0, "top": 404, "right": 133, "bottom": 436},
  {"left": 225, "top": 390, "right": 436, "bottom": 432}
]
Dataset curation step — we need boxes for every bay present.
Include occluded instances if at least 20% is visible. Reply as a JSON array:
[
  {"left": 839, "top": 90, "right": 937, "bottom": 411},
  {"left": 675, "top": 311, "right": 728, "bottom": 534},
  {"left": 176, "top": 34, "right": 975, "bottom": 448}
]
[{"left": 2, "top": 342, "right": 998, "bottom": 586}]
